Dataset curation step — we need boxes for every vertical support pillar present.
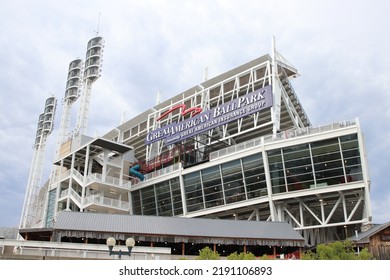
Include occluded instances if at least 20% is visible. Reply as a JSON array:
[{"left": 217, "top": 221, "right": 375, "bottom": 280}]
[
  {"left": 356, "top": 121, "right": 372, "bottom": 224},
  {"left": 262, "top": 137, "right": 277, "bottom": 221},
  {"left": 66, "top": 153, "right": 76, "bottom": 210},
  {"left": 81, "top": 144, "right": 90, "bottom": 210},
  {"left": 54, "top": 159, "right": 64, "bottom": 214},
  {"left": 271, "top": 36, "right": 281, "bottom": 136},
  {"left": 102, "top": 149, "right": 108, "bottom": 181},
  {"left": 179, "top": 169, "right": 187, "bottom": 215}
]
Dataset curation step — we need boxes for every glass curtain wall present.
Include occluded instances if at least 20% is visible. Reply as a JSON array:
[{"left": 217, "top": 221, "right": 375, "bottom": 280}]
[
  {"left": 131, "top": 177, "right": 183, "bottom": 216},
  {"left": 131, "top": 134, "right": 363, "bottom": 216},
  {"left": 45, "top": 189, "right": 57, "bottom": 227},
  {"left": 183, "top": 153, "right": 267, "bottom": 213},
  {"left": 267, "top": 133, "right": 363, "bottom": 194}
]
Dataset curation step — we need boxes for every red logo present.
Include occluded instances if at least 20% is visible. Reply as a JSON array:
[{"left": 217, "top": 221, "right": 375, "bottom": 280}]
[{"left": 157, "top": 104, "right": 202, "bottom": 121}]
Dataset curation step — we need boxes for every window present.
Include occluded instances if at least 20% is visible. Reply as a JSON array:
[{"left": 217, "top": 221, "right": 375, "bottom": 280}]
[
  {"left": 381, "top": 229, "right": 390, "bottom": 241},
  {"left": 139, "top": 121, "right": 147, "bottom": 132},
  {"left": 123, "top": 129, "right": 130, "bottom": 140},
  {"left": 202, "top": 166, "right": 223, "bottom": 208},
  {"left": 141, "top": 186, "right": 156, "bottom": 215},
  {"left": 222, "top": 160, "right": 245, "bottom": 203},
  {"left": 155, "top": 181, "right": 172, "bottom": 216},
  {"left": 170, "top": 178, "right": 183, "bottom": 216},
  {"left": 131, "top": 126, "right": 138, "bottom": 136},
  {"left": 131, "top": 190, "right": 142, "bottom": 215},
  {"left": 311, "top": 138, "right": 343, "bottom": 187},
  {"left": 184, "top": 171, "right": 204, "bottom": 212},
  {"left": 340, "top": 134, "right": 363, "bottom": 182},
  {"left": 268, "top": 149, "right": 286, "bottom": 193},
  {"left": 283, "top": 144, "right": 314, "bottom": 191},
  {"left": 45, "top": 190, "right": 57, "bottom": 227},
  {"left": 242, "top": 153, "right": 267, "bottom": 198}
]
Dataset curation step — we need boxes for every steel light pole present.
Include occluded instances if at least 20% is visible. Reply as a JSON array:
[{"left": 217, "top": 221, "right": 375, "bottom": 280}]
[
  {"left": 106, "top": 237, "right": 135, "bottom": 259},
  {"left": 354, "top": 229, "right": 360, "bottom": 256}
]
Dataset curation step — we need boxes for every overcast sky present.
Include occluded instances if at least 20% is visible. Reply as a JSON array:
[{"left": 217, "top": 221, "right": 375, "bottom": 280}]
[{"left": 1, "top": 0, "right": 389, "bottom": 227}]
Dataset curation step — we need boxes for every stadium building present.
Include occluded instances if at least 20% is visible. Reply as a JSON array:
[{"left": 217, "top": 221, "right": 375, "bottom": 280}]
[{"left": 19, "top": 36, "right": 372, "bottom": 253}]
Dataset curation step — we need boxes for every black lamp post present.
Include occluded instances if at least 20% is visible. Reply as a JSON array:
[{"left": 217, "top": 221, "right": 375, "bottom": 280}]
[{"left": 106, "top": 237, "right": 135, "bottom": 259}]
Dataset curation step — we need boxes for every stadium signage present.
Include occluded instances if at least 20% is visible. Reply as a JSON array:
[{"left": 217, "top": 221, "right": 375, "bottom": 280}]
[{"left": 145, "top": 85, "right": 273, "bottom": 145}]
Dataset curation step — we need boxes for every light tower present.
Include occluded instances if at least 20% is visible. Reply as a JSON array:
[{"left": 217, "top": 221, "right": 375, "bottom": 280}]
[
  {"left": 75, "top": 36, "right": 104, "bottom": 136},
  {"left": 56, "top": 59, "right": 83, "bottom": 151},
  {"left": 20, "top": 96, "right": 56, "bottom": 229}
]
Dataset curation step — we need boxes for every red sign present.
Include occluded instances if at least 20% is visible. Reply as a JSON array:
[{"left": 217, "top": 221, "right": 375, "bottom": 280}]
[{"left": 157, "top": 104, "right": 202, "bottom": 121}]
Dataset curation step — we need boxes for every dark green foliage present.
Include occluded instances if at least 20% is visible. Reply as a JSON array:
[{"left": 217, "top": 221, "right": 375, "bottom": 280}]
[{"left": 302, "top": 240, "right": 373, "bottom": 260}]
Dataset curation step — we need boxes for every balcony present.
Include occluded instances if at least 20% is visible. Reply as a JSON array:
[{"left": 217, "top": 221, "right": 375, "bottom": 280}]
[
  {"left": 86, "top": 173, "right": 132, "bottom": 190},
  {"left": 83, "top": 194, "right": 130, "bottom": 212}
]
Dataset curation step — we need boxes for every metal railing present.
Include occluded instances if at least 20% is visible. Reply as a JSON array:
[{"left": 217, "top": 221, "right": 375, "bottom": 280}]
[
  {"left": 136, "top": 163, "right": 182, "bottom": 184},
  {"left": 83, "top": 194, "right": 130, "bottom": 211},
  {"left": 86, "top": 173, "right": 132, "bottom": 189}
]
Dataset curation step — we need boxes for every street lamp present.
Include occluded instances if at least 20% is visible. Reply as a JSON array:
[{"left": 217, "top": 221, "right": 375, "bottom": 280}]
[
  {"left": 106, "top": 237, "right": 135, "bottom": 259},
  {"left": 354, "top": 228, "right": 360, "bottom": 256}
]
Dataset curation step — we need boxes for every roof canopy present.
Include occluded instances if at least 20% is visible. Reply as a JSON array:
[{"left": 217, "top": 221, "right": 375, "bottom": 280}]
[{"left": 52, "top": 211, "right": 304, "bottom": 247}]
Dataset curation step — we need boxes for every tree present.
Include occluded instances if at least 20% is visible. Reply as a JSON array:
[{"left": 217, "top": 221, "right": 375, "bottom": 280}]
[
  {"left": 302, "top": 240, "right": 373, "bottom": 260},
  {"left": 196, "top": 247, "right": 220, "bottom": 260},
  {"left": 227, "top": 251, "right": 256, "bottom": 260}
]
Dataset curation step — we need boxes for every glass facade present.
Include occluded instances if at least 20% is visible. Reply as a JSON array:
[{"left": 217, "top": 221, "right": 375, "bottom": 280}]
[
  {"left": 268, "top": 133, "right": 363, "bottom": 193},
  {"left": 132, "top": 177, "right": 183, "bottom": 216},
  {"left": 132, "top": 133, "right": 364, "bottom": 215},
  {"left": 45, "top": 189, "right": 57, "bottom": 227}
]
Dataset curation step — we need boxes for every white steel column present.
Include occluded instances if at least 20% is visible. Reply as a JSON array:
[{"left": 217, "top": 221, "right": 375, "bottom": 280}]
[
  {"left": 81, "top": 144, "right": 90, "bottom": 210},
  {"left": 262, "top": 137, "right": 277, "bottom": 221},
  {"left": 271, "top": 36, "right": 282, "bottom": 135},
  {"left": 179, "top": 166, "right": 188, "bottom": 215},
  {"left": 357, "top": 119, "right": 372, "bottom": 223}
]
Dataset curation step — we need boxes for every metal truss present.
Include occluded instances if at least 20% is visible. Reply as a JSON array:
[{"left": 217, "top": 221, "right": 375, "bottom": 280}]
[
  {"left": 147, "top": 59, "right": 284, "bottom": 161},
  {"left": 243, "top": 186, "right": 368, "bottom": 246}
]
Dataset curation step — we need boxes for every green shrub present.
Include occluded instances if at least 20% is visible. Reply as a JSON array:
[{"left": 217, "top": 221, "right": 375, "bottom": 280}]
[
  {"left": 196, "top": 247, "right": 220, "bottom": 260},
  {"left": 227, "top": 251, "right": 256, "bottom": 260},
  {"left": 301, "top": 240, "right": 373, "bottom": 260}
]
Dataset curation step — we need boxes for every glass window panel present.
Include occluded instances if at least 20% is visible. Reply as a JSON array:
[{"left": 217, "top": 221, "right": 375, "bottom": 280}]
[
  {"left": 45, "top": 189, "right": 56, "bottom": 227},
  {"left": 283, "top": 144, "right": 314, "bottom": 191},
  {"left": 141, "top": 186, "right": 157, "bottom": 215},
  {"left": 202, "top": 166, "right": 224, "bottom": 208},
  {"left": 340, "top": 134, "right": 363, "bottom": 182},
  {"left": 311, "top": 138, "right": 344, "bottom": 187},
  {"left": 184, "top": 171, "right": 204, "bottom": 212},
  {"left": 132, "top": 189, "right": 142, "bottom": 215},
  {"left": 242, "top": 153, "right": 267, "bottom": 198},
  {"left": 268, "top": 149, "right": 286, "bottom": 193},
  {"left": 155, "top": 181, "right": 172, "bottom": 216},
  {"left": 222, "top": 159, "right": 245, "bottom": 204},
  {"left": 170, "top": 177, "right": 183, "bottom": 216}
]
